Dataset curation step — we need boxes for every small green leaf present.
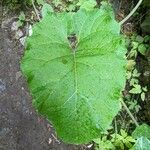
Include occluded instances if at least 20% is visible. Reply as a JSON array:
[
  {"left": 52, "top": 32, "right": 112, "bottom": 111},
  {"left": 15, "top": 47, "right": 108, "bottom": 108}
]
[
  {"left": 36, "top": 0, "right": 44, "bottom": 5},
  {"left": 121, "top": 129, "right": 127, "bottom": 138},
  {"left": 128, "top": 49, "right": 138, "bottom": 58},
  {"left": 129, "top": 85, "right": 142, "bottom": 94},
  {"left": 126, "top": 72, "right": 132, "bottom": 79},
  {"left": 132, "top": 69, "right": 141, "bottom": 77},
  {"left": 144, "top": 35, "right": 150, "bottom": 43},
  {"left": 142, "top": 86, "right": 148, "bottom": 92},
  {"left": 129, "top": 78, "right": 139, "bottom": 86},
  {"left": 94, "top": 138, "right": 115, "bottom": 150},
  {"left": 138, "top": 44, "right": 147, "bottom": 55},
  {"left": 19, "top": 11, "right": 25, "bottom": 21},
  {"left": 135, "top": 35, "right": 144, "bottom": 44},
  {"left": 141, "top": 92, "right": 145, "bottom": 101},
  {"left": 126, "top": 60, "right": 136, "bottom": 71},
  {"left": 132, "top": 42, "right": 139, "bottom": 49},
  {"left": 126, "top": 136, "right": 136, "bottom": 143},
  {"left": 120, "top": 142, "right": 125, "bottom": 150},
  {"left": 42, "top": 3, "right": 53, "bottom": 18},
  {"left": 77, "top": 0, "right": 97, "bottom": 11},
  {"left": 93, "top": 138, "right": 101, "bottom": 144},
  {"left": 17, "top": 20, "right": 23, "bottom": 27},
  {"left": 141, "top": 15, "right": 150, "bottom": 33}
]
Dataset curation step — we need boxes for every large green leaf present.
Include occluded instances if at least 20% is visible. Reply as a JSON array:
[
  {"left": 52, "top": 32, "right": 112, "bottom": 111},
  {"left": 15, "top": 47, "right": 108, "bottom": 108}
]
[
  {"left": 131, "top": 124, "right": 150, "bottom": 150},
  {"left": 21, "top": 4, "right": 126, "bottom": 144},
  {"left": 132, "top": 124, "right": 150, "bottom": 140},
  {"left": 130, "top": 137, "right": 150, "bottom": 150}
]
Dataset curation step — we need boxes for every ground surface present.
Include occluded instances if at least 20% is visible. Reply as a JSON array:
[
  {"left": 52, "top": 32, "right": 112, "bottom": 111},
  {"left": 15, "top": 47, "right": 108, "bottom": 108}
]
[{"left": 0, "top": 4, "right": 91, "bottom": 150}]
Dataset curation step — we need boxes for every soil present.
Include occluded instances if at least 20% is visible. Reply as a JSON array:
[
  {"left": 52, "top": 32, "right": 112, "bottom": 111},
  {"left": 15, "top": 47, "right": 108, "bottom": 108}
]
[{"left": 0, "top": 4, "right": 91, "bottom": 150}]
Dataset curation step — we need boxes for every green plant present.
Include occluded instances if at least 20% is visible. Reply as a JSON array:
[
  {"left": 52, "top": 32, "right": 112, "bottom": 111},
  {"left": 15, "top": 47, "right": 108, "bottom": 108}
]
[
  {"left": 52, "top": 0, "right": 79, "bottom": 11},
  {"left": 94, "top": 136, "right": 115, "bottom": 150},
  {"left": 77, "top": 0, "right": 97, "bottom": 11},
  {"left": 111, "top": 129, "right": 135, "bottom": 150},
  {"left": 51, "top": 0, "right": 97, "bottom": 12},
  {"left": 17, "top": 11, "right": 26, "bottom": 27},
  {"left": 36, "top": 0, "right": 44, "bottom": 5},
  {"left": 129, "top": 78, "right": 147, "bottom": 102},
  {"left": 21, "top": 0, "right": 145, "bottom": 146},
  {"left": 94, "top": 124, "right": 150, "bottom": 150},
  {"left": 128, "top": 100, "right": 141, "bottom": 113},
  {"left": 128, "top": 35, "right": 150, "bottom": 58},
  {"left": 21, "top": 2, "right": 126, "bottom": 144},
  {"left": 94, "top": 129, "right": 135, "bottom": 150},
  {"left": 126, "top": 34, "right": 149, "bottom": 102},
  {"left": 41, "top": 3, "right": 53, "bottom": 18}
]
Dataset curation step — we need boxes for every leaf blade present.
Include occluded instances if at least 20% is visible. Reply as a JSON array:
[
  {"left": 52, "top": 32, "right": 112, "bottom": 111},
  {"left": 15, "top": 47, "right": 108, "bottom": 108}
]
[{"left": 21, "top": 5, "right": 126, "bottom": 144}]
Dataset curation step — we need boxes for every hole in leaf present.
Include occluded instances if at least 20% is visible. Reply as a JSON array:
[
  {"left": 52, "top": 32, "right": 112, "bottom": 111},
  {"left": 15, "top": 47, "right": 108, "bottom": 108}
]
[{"left": 68, "top": 34, "right": 78, "bottom": 51}]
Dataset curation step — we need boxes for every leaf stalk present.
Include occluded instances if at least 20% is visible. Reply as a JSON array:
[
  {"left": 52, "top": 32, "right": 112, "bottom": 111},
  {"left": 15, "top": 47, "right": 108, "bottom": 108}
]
[
  {"left": 119, "top": 0, "right": 143, "bottom": 25},
  {"left": 32, "top": 0, "right": 41, "bottom": 21},
  {"left": 120, "top": 98, "right": 139, "bottom": 127}
]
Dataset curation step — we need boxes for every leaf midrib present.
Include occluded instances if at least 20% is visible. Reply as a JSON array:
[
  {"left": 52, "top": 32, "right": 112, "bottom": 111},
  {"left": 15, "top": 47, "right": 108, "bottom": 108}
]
[{"left": 73, "top": 50, "right": 78, "bottom": 109}]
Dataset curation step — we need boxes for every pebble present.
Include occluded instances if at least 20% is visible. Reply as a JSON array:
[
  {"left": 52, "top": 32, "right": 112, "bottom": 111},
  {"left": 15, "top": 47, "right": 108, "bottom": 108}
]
[
  {"left": 15, "top": 71, "right": 22, "bottom": 81},
  {"left": 20, "top": 36, "right": 26, "bottom": 46},
  {"left": 28, "top": 25, "right": 33, "bottom": 36},
  {"left": 87, "top": 144, "right": 93, "bottom": 148},
  {"left": 0, "top": 128, "right": 10, "bottom": 137},
  {"left": 15, "top": 29, "right": 23, "bottom": 39},
  {"left": 0, "top": 79, "right": 6, "bottom": 93},
  {"left": 48, "top": 138, "right": 52, "bottom": 144},
  {"left": 11, "top": 21, "right": 18, "bottom": 31}
]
